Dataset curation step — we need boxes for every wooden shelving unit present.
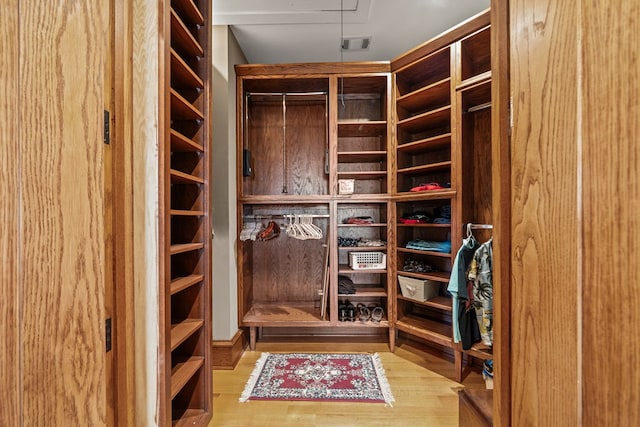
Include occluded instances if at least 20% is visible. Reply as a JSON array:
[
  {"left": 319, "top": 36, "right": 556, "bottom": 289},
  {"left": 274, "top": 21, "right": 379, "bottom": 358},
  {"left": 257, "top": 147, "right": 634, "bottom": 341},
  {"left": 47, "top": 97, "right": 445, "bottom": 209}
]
[
  {"left": 161, "top": 0, "right": 211, "bottom": 425},
  {"left": 391, "top": 9, "right": 492, "bottom": 383}
]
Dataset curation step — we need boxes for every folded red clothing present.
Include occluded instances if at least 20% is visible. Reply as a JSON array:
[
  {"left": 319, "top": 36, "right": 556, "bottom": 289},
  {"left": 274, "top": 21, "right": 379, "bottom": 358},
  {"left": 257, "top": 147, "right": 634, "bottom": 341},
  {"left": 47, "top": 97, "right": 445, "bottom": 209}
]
[{"left": 410, "top": 182, "right": 445, "bottom": 192}]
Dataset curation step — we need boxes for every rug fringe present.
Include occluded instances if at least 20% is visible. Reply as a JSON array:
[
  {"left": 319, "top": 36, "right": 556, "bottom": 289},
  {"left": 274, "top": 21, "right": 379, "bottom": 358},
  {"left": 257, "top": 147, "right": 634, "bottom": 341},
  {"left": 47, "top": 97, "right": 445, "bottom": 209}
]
[
  {"left": 239, "top": 352, "right": 270, "bottom": 403},
  {"left": 371, "top": 353, "right": 395, "bottom": 407}
]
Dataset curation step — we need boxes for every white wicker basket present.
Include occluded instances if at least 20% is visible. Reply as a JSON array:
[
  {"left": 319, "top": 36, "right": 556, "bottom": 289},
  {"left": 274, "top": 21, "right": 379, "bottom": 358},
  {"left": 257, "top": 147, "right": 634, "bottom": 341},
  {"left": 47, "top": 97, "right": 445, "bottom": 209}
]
[{"left": 348, "top": 252, "right": 386, "bottom": 270}]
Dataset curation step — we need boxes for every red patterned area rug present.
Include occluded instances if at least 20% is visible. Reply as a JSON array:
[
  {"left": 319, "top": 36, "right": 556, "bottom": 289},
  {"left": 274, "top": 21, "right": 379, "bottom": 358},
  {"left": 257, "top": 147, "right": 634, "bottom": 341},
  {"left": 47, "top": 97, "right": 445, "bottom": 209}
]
[{"left": 239, "top": 352, "right": 395, "bottom": 405}]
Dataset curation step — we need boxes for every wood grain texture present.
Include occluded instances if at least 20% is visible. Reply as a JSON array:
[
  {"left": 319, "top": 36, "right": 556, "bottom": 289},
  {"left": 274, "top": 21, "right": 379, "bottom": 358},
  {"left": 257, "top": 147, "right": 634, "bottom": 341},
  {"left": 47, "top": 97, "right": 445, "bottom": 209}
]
[
  {"left": 19, "top": 1, "right": 107, "bottom": 425},
  {"left": 211, "top": 340, "right": 485, "bottom": 427},
  {"left": 510, "top": 1, "right": 579, "bottom": 425},
  {"left": 581, "top": 0, "right": 640, "bottom": 425},
  {"left": 490, "top": 1, "right": 511, "bottom": 425},
  {"left": 0, "top": 1, "right": 20, "bottom": 425}
]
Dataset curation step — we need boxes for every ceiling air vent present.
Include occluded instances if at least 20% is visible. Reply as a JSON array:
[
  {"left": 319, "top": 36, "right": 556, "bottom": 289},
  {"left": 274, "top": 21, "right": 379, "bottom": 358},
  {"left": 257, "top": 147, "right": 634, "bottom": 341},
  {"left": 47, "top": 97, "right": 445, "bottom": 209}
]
[{"left": 341, "top": 36, "right": 371, "bottom": 51}]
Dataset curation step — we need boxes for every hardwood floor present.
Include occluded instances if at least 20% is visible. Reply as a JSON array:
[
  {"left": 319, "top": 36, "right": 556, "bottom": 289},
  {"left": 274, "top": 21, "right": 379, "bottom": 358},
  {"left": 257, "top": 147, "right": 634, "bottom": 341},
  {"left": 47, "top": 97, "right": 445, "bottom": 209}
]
[{"left": 211, "top": 337, "right": 486, "bottom": 426}]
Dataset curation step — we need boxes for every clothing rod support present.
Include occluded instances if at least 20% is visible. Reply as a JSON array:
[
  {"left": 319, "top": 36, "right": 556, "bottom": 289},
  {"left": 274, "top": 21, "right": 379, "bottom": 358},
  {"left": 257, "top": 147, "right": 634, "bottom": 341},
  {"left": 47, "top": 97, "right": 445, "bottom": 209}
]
[{"left": 246, "top": 91, "right": 328, "bottom": 97}]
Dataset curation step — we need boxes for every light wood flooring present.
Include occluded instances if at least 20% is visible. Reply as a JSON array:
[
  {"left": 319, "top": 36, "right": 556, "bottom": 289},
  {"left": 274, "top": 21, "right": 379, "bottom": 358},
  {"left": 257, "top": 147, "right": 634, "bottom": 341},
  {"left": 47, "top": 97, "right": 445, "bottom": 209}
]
[{"left": 211, "top": 337, "right": 486, "bottom": 426}]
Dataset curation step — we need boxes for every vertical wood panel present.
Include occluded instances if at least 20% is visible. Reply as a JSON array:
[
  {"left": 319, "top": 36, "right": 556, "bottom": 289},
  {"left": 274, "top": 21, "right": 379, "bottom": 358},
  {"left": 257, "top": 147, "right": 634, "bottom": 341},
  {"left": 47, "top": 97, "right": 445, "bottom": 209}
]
[
  {"left": 582, "top": 1, "right": 640, "bottom": 425},
  {"left": 509, "top": 1, "right": 579, "bottom": 425},
  {"left": 490, "top": 1, "right": 511, "bottom": 426},
  {"left": 19, "top": 1, "right": 107, "bottom": 425},
  {"left": 0, "top": 1, "right": 20, "bottom": 424}
]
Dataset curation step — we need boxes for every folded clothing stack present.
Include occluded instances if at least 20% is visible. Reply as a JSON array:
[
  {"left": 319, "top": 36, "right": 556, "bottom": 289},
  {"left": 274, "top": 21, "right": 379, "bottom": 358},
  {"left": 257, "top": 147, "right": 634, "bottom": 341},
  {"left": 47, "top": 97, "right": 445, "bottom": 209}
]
[
  {"left": 402, "top": 259, "right": 436, "bottom": 273},
  {"left": 338, "top": 275, "right": 356, "bottom": 294},
  {"left": 343, "top": 216, "right": 375, "bottom": 224},
  {"left": 406, "top": 239, "right": 451, "bottom": 253}
]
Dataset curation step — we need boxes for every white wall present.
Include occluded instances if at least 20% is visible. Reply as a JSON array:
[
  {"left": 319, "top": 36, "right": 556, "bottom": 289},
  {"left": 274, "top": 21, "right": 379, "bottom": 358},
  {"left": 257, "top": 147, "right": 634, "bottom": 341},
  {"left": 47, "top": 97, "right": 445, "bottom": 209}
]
[{"left": 212, "top": 26, "right": 247, "bottom": 340}]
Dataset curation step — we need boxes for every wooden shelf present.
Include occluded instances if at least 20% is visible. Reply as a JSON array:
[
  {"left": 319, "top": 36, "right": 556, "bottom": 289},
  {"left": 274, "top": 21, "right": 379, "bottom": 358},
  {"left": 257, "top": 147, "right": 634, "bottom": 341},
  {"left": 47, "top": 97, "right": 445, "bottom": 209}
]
[
  {"left": 170, "top": 89, "right": 204, "bottom": 120},
  {"left": 170, "top": 49, "right": 204, "bottom": 90},
  {"left": 170, "top": 357, "right": 204, "bottom": 399},
  {"left": 338, "top": 151, "right": 387, "bottom": 163},
  {"left": 170, "top": 169, "right": 205, "bottom": 184},
  {"left": 457, "top": 71, "right": 492, "bottom": 92},
  {"left": 170, "top": 274, "right": 204, "bottom": 295},
  {"left": 242, "top": 302, "right": 326, "bottom": 326},
  {"left": 170, "top": 242, "right": 204, "bottom": 255},
  {"left": 338, "top": 223, "right": 387, "bottom": 228},
  {"left": 397, "top": 247, "right": 451, "bottom": 258},
  {"left": 239, "top": 195, "right": 333, "bottom": 204},
  {"left": 338, "top": 245, "right": 387, "bottom": 251},
  {"left": 397, "top": 222, "right": 450, "bottom": 228},
  {"left": 462, "top": 342, "right": 493, "bottom": 359},
  {"left": 338, "top": 286, "right": 387, "bottom": 297},
  {"left": 170, "top": 129, "right": 204, "bottom": 152},
  {"left": 396, "top": 315, "right": 452, "bottom": 347},
  {"left": 397, "top": 133, "right": 451, "bottom": 153},
  {"left": 171, "top": 318, "right": 204, "bottom": 350},
  {"left": 338, "top": 120, "right": 387, "bottom": 137},
  {"left": 393, "top": 190, "right": 456, "bottom": 202},
  {"left": 396, "top": 78, "right": 451, "bottom": 117},
  {"left": 338, "top": 264, "right": 386, "bottom": 274},
  {"left": 397, "top": 105, "right": 451, "bottom": 133},
  {"left": 398, "top": 295, "right": 452, "bottom": 312},
  {"left": 170, "top": 9, "right": 203, "bottom": 57},
  {"left": 337, "top": 171, "right": 387, "bottom": 180},
  {"left": 396, "top": 270, "right": 451, "bottom": 283},
  {"left": 170, "top": 209, "right": 205, "bottom": 216},
  {"left": 173, "top": 411, "right": 209, "bottom": 427},
  {"left": 397, "top": 160, "right": 452, "bottom": 175},
  {"left": 171, "top": 0, "right": 205, "bottom": 26}
]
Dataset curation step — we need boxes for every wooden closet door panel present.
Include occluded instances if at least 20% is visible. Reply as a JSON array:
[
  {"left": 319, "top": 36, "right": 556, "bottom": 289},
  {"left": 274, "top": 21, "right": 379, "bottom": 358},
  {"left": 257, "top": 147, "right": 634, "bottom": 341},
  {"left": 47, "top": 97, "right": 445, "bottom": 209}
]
[
  {"left": 0, "top": 1, "right": 20, "bottom": 424},
  {"left": 509, "top": 1, "right": 579, "bottom": 425},
  {"left": 582, "top": 1, "right": 640, "bottom": 425},
  {"left": 19, "top": 1, "right": 107, "bottom": 425}
]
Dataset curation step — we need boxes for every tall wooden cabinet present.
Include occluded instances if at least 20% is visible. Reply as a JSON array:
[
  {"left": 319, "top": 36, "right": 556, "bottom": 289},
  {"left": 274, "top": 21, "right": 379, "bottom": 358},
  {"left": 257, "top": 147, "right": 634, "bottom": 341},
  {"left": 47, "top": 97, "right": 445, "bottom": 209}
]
[{"left": 161, "top": 0, "right": 212, "bottom": 425}]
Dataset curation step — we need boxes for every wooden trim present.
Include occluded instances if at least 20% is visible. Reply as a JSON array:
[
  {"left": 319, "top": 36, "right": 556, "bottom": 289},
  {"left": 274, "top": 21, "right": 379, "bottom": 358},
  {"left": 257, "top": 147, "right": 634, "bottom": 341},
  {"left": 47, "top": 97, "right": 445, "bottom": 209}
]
[
  {"left": 113, "top": 0, "right": 135, "bottom": 425},
  {"left": 390, "top": 9, "right": 491, "bottom": 71},
  {"left": 211, "top": 330, "right": 247, "bottom": 370},
  {"left": 236, "top": 61, "right": 390, "bottom": 76},
  {"left": 491, "top": 2, "right": 511, "bottom": 426}
]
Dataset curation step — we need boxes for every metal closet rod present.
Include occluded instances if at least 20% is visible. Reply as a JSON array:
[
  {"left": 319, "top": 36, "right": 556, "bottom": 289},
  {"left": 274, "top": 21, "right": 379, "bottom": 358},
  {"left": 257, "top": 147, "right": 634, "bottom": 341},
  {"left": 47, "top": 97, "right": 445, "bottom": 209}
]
[
  {"left": 467, "top": 223, "right": 493, "bottom": 230},
  {"left": 246, "top": 91, "right": 328, "bottom": 97}
]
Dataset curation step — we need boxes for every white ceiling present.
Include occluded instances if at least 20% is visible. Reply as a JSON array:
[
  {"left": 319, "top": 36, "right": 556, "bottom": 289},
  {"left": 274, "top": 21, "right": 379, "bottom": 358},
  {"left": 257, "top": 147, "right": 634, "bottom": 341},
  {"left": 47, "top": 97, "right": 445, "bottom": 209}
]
[{"left": 213, "top": 0, "right": 490, "bottom": 64}]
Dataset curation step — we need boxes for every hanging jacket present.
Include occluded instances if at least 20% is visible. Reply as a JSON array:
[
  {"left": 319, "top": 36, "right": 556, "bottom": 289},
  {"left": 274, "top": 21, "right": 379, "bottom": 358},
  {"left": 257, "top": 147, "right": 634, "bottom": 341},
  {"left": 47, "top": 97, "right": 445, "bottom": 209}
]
[{"left": 447, "top": 235, "right": 479, "bottom": 343}]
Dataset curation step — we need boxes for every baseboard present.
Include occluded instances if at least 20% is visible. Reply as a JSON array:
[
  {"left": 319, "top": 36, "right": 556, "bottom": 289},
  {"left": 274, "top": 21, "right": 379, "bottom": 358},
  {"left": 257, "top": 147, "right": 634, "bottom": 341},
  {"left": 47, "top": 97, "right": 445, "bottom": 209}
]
[{"left": 212, "top": 329, "right": 247, "bottom": 370}]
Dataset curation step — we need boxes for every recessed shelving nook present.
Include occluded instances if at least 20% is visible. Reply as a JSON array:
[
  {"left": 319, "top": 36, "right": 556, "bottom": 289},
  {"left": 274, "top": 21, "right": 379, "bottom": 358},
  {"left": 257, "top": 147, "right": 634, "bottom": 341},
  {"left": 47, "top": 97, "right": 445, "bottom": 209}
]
[{"left": 161, "top": 0, "right": 212, "bottom": 425}]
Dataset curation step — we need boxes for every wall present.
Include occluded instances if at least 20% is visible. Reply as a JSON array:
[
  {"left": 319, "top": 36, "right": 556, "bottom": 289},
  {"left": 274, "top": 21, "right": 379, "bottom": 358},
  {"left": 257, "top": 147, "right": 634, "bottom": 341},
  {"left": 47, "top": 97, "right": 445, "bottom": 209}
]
[
  {"left": 508, "top": 0, "right": 640, "bottom": 425},
  {"left": 0, "top": 1, "right": 107, "bottom": 424},
  {"left": 212, "top": 26, "right": 247, "bottom": 340}
]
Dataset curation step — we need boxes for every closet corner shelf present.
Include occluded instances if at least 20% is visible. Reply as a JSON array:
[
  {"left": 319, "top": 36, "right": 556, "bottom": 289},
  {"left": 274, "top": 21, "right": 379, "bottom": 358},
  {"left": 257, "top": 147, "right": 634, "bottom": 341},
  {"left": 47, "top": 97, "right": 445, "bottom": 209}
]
[
  {"left": 337, "top": 120, "right": 387, "bottom": 137},
  {"left": 396, "top": 105, "right": 451, "bottom": 132},
  {"left": 396, "top": 78, "right": 451, "bottom": 112},
  {"left": 170, "top": 49, "right": 204, "bottom": 90},
  {"left": 173, "top": 412, "right": 209, "bottom": 427},
  {"left": 334, "top": 194, "right": 390, "bottom": 202},
  {"left": 338, "top": 223, "right": 387, "bottom": 228},
  {"left": 393, "top": 190, "right": 456, "bottom": 202},
  {"left": 170, "top": 89, "right": 204, "bottom": 120},
  {"left": 338, "top": 286, "right": 387, "bottom": 297},
  {"left": 170, "top": 242, "right": 205, "bottom": 255},
  {"left": 172, "top": 0, "right": 205, "bottom": 26},
  {"left": 170, "top": 9, "right": 204, "bottom": 57},
  {"left": 398, "top": 295, "right": 452, "bottom": 312},
  {"left": 460, "top": 342, "right": 493, "bottom": 360},
  {"left": 170, "top": 169, "right": 205, "bottom": 184},
  {"left": 395, "top": 315, "right": 452, "bottom": 348},
  {"left": 171, "top": 357, "right": 204, "bottom": 399},
  {"left": 170, "top": 129, "right": 204, "bottom": 152},
  {"left": 456, "top": 71, "right": 492, "bottom": 91},
  {"left": 171, "top": 209, "right": 205, "bottom": 216}
]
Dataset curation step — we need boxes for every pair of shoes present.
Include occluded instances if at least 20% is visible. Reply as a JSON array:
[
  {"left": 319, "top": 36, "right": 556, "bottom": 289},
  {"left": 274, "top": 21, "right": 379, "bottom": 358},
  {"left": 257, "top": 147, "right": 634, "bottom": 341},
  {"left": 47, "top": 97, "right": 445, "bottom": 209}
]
[
  {"left": 339, "top": 301, "right": 356, "bottom": 322},
  {"left": 356, "top": 303, "right": 370, "bottom": 322},
  {"left": 370, "top": 305, "right": 384, "bottom": 323}
]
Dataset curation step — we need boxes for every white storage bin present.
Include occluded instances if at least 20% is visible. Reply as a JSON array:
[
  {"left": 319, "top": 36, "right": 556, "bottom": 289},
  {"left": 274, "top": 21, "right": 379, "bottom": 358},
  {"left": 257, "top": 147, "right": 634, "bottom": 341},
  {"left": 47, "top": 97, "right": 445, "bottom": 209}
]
[
  {"left": 398, "top": 275, "right": 440, "bottom": 301},
  {"left": 349, "top": 252, "right": 386, "bottom": 270}
]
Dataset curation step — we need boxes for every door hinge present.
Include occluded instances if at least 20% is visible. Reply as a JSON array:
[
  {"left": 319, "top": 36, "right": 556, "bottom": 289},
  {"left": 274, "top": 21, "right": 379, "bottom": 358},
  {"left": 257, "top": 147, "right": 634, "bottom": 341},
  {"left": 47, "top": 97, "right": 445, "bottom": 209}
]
[
  {"left": 105, "top": 317, "right": 112, "bottom": 352},
  {"left": 104, "top": 110, "right": 110, "bottom": 145}
]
